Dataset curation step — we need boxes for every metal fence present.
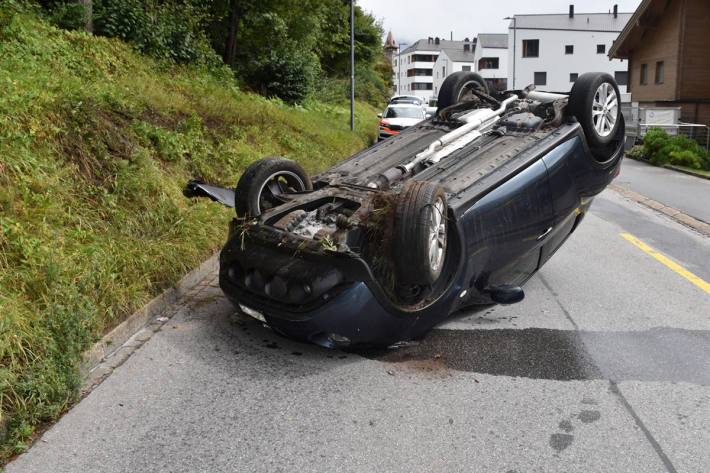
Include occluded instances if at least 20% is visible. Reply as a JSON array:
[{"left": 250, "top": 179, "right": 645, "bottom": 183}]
[{"left": 638, "top": 123, "right": 710, "bottom": 151}]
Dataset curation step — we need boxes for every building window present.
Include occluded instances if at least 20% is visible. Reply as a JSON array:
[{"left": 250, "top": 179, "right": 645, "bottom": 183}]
[
  {"left": 565, "top": 45, "right": 573, "bottom": 54},
  {"left": 394, "top": 60, "right": 397, "bottom": 67},
  {"left": 484, "top": 78, "right": 508, "bottom": 92},
  {"left": 655, "top": 61, "right": 664, "bottom": 84},
  {"left": 408, "top": 56, "right": 411, "bottom": 64},
  {"left": 570, "top": 73, "right": 578, "bottom": 82},
  {"left": 534, "top": 72, "right": 547, "bottom": 86},
  {"left": 412, "top": 83, "right": 433, "bottom": 90},
  {"left": 412, "top": 54, "right": 437, "bottom": 62},
  {"left": 597, "top": 44, "right": 605, "bottom": 54},
  {"left": 640, "top": 63, "right": 648, "bottom": 85},
  {"left": 614, "top": 71, "right": 628, "bottom": 86},
  {"left": 461, "top": 65, "right": 471, "bottom": 71},
  {"left": 478, "top": 58, "right": 499, "bottom": 69},
  {"left": 522, "top": 39, "right": 539, "bottom": 57},
  {"left": 407, "top": 68, "right": 433, "bottom": 77},
  {"left": 442, "top": 66, "right": 446, "bottom": 76}
]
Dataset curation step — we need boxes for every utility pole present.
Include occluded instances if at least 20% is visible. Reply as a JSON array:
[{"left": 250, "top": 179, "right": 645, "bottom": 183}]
[{"left": 350, "top": 0, "right": 355, "bottom": 131}]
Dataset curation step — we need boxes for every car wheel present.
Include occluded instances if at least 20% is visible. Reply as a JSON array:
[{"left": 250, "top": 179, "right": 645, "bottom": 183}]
[
  {"left": 235, "top": 157, "right": 312, "bottom": 218},
  {"left": 393, "top": 180, "right": 448, "bottom": 286},
  {"left": 568, "top": 72, "right": 621, "bottom": 149},
  {"left": 437, "top": 71, "right": 489, "bottom": 111}
]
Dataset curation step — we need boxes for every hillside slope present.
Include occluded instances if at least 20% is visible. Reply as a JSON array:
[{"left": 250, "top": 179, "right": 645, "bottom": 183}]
[{"left": 0, "top": 4, "right": 378, "bottom": 460}]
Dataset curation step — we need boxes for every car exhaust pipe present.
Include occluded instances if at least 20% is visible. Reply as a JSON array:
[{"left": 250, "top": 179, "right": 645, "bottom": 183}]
[
  {"left": 521, "top": 84, "right": 568, "bottom": 103},
  {"left": 368, "top": 95, "right": 518, "bottom": 189}
]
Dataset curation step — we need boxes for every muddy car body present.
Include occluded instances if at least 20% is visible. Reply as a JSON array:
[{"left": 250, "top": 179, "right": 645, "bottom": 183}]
[{"left": 186, "top": 72, "right": 625, "bottom": 347}]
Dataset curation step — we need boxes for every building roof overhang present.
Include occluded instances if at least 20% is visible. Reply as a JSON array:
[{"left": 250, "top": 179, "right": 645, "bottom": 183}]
[{"left": 608, "top": 0, "right": 667, "bottom": 59}]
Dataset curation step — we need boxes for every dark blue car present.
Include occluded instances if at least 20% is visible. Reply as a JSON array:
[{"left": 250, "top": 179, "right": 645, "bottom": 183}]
[{"left": 186, "top": 72, "right": 625, "bottom": 348}]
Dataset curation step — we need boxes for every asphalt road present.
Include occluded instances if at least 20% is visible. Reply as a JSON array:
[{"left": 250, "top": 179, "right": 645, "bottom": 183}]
[
  {"left": 7, "top": 189, "right": 710, "bottom": 473},
  {"left": 615, "top": 157, "right": 710, "bottom": 224}
]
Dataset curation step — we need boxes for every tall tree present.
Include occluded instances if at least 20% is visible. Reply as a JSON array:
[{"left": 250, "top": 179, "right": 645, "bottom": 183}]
[{"left": 223, "top": 0, "right": 241, "bottom": 68}]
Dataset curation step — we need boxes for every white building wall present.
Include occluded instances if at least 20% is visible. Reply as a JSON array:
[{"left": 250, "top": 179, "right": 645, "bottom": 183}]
[
  {"left": 432, "top": 52, "right": 475, "bottom": 99},
  {"left": 474, "top": 46, "right": 508, "bottom": 81},
  {"left": 507, "top": 28, "right": 627, "bottom": 93},
  {"left": 393, "top": 49, "right": 439, "bottom": 103}
]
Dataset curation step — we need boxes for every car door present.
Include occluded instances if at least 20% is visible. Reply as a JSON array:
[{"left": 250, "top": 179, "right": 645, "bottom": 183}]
[
  {"left": 464, "top": 158, "right": 556, "bottom": 288},
  {"left": 539, "top": 137, "right": 585, "bottom": 266}
]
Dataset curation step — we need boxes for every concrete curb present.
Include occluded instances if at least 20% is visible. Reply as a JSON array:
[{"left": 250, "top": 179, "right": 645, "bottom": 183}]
[
  {"left": 609, "top": 184, "right": 710, "bottom": 236},
  {"left": 80, "top": 252, "right": 220, "bottom": 384},
  {"left": 664, "top": 165, "right": 710, "bottom": 182}
]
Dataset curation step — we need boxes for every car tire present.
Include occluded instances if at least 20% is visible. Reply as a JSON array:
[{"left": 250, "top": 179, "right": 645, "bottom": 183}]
[
  {"left": 568, "top": 72, "right": 622, "bottom": 149},
  {"left": 235, "top": 157, "right": 312, "bottom": 218},
  {"left": 437, "top": 71, "right": 489, "bottom": 111},
  {"left": 393, "top": 180, "right": 448, "bottom": 286}
]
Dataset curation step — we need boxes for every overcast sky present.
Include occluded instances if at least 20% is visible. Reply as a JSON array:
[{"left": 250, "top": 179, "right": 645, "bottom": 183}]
[{"left": 357, "top": 0, "right": 642, "bottom": 46}]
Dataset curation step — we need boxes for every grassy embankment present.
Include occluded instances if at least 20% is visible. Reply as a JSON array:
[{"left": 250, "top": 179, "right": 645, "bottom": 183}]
[{"left": 0, "top": 5, "right": 379, "bottom": 461}]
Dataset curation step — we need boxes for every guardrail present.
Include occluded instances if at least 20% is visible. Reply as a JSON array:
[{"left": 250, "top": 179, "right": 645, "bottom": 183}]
[{"left": 639, "top": 123, "right": 710, "bottom": 151}]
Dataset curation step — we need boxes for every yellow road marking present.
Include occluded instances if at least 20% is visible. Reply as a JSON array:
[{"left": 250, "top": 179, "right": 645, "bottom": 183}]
[{"left": 620, "top": 233, "right": 710, "bottom": 295}]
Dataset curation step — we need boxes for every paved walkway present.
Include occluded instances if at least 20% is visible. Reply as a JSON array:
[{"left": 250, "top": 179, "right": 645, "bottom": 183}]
[{"left": 616, "top": 158, "right": 710, "bottom": 224}]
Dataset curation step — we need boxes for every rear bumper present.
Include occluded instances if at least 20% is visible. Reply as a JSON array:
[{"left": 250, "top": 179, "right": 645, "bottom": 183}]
[
  {"left": 218, "top": 226, "right": 424, "bottom": 346},
  {"left": 225, "top": 282, "right": 417, "bottom": 347}
]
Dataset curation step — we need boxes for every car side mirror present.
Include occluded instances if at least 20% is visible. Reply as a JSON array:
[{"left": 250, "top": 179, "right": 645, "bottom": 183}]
[
  {"left": 377, "top": 113, "right": 383, "bottom": 118},
  {"left": 486, "top": 284, "right": 525, "bottom": 304}
]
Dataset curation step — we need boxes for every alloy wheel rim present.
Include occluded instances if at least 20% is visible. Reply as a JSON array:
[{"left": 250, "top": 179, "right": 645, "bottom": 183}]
[
  {"left": 591, "top": 82, "right": 618, "bottom": 137},
  {"left": 457, "top": 80, "right": 484, "bottom": 103},
  {"left": 256, "top": 171, "right": 306, "bottom": 213},
  {"left": 428, "top": 198, "right": 446, "bottom": 273}
]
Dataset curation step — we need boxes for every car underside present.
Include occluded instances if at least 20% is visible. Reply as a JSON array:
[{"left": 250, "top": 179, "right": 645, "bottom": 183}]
[{"left": 186, "top": 72, "right": 625, "bottom": 347}]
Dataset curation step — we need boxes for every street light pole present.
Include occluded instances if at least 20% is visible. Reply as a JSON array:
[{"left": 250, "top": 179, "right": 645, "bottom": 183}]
[
  {"left": 397, "top": 45, "right": 400, "bottom": 95},
  {"left": 350, "top": 0, "right": 355, "bottom": 131},
  {"left": 504, "top": 16, "right": 516, "bottom": 89},
  {"left": 397, "top": 43, "right": 408, "bottom": 98}
]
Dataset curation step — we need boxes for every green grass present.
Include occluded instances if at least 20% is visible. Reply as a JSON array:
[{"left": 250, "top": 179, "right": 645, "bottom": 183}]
[
  {"left": 666, "top": 164, "right": 710, "bottom": 178},
  {"left": 0, "top": 3, "right": 378, "bottom": 461}
]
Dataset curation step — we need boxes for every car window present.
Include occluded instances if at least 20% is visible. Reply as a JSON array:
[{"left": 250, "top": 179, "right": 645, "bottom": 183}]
[
  {"left": 384, "top": 107, "right": 424, "bottom": 119},
  {"left": 391, "top": 97, "right": 422, "bottom": 106}
]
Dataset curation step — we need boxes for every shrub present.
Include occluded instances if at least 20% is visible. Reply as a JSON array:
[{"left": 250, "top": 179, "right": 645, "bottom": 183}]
[
  {"left": 625, "top": 145, "right": 647, "bottom": 160},
  {"left": 241, "top": 47, "right": 319, "bottom": 104},
  {"left": 312, "top": 66, "right": 388, "bottom": 109},
  {"left": 639, "top": 127, "right": 710, "bottom": 170},
  {"left": 41, "top": 0, "right": 89, "bottom": 31},
  {"left": 92, "top": 0, "right": 218, "bottom": 66}
]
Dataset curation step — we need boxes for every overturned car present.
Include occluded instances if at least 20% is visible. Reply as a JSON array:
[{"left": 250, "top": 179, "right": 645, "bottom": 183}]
[{"left": 186, "top": 72, "right": 624, "bottom": 347}]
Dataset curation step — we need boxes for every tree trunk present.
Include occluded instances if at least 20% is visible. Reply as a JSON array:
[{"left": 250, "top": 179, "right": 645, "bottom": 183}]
[
  {"left": 223, "top": 0, "right": 241, "bottom": 69},
  {"left": 73, "top": 0, "right": 93, "bottom": 32}
]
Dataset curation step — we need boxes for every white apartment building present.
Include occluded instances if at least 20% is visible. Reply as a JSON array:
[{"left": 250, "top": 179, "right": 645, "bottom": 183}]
[
  {"left": 473, "top": 34, "right": 508, "bottom": 92},
  {"left": 507, "top": 5, "right": 631, "bottom": 93},
  {"left": 432, "top": 42, "right": 476, "bottom": 99},
  {"left": 393, "top": 37, "right": 475, "bottom": 103}
]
